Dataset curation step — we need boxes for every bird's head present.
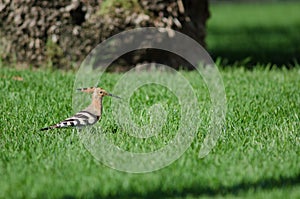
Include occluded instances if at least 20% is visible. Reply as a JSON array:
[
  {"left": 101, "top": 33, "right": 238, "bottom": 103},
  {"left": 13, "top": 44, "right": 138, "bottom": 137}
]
[{"left": 77, "top": 87, "right": 121, "bottom": 99}]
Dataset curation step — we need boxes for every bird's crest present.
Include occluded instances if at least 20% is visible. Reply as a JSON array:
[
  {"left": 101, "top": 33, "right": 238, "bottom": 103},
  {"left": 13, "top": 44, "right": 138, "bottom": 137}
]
[
  {"left": 77, "top": 87, "right": 121, "bottom": 99},
  {"left": 77, "top": 87, "right": 100, "bottom": 93}
]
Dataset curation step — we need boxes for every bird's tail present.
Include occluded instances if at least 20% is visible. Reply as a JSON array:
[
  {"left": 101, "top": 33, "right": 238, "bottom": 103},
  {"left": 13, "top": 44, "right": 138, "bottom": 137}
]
[{"left": 40, "top": 125, "right": 57, "bottom": 131}]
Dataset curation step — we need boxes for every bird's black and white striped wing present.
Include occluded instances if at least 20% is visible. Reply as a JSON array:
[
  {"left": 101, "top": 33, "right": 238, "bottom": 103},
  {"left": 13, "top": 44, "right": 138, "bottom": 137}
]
[{"left": 40, "top": 111, "right": 100, "bottom": 131}]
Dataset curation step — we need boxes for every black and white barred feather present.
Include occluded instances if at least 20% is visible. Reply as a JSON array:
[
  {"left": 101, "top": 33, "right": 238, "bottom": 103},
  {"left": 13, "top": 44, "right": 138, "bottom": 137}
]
[{"left": 40, "top": 111, "right": 100, "bottom": 131}]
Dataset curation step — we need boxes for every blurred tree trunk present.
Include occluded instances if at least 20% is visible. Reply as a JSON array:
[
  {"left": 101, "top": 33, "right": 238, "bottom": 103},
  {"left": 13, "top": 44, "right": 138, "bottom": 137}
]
[{"left": 0, "top": 0, "right": 209, "bottom": 70}]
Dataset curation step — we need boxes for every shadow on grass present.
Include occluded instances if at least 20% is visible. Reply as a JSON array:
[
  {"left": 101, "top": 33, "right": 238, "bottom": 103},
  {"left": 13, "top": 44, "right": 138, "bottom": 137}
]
[
  {"left": 207, "top": 24, "right": 300, "bottom": 67},
  {"left": 62, "top": 173, "right": 300, "bottom": 199}
]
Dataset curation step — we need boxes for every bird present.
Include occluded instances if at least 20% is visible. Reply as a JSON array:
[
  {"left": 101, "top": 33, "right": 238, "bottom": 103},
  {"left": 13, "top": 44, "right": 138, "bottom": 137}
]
[{"left": 40, "top": 87, "right": 121, "bottom": 131}]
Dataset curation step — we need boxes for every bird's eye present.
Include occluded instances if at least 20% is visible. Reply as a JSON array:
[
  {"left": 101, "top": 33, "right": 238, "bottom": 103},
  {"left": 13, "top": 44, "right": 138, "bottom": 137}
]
[{"left": 99, "top": 91, "right": 103, "bottom": 94}]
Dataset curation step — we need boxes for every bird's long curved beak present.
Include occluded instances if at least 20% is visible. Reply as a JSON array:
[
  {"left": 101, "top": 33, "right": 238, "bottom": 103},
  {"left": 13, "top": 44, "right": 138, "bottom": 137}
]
[{"left": 108, "top": 93, "right": 122, "bottom": 99}]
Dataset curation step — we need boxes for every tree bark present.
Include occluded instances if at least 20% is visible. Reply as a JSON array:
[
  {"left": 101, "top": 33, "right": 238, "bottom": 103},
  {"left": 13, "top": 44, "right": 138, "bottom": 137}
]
[{"left": 0, "top": 0, "right": 209, "bottom": 70}]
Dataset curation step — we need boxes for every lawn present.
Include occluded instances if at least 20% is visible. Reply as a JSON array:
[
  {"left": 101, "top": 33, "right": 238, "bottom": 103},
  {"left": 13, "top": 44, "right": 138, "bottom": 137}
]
[
  {"left": 1, "top": 1, "right": 300, "bottom": 198},
  {"left": 0, "top": 66, "right": 299, "bottom": 198},
  {"left": 207, "top": 2, "right": 300, "bottom": 65}
]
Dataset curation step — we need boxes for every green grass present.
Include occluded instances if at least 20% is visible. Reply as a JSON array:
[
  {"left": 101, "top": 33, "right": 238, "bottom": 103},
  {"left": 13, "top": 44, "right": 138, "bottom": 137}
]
[
  {"left": 0, "top": 66, "right": 299, "bottom": 198},
  {"left": 207, "top": 2, "right": 300, "bottom": 65}
]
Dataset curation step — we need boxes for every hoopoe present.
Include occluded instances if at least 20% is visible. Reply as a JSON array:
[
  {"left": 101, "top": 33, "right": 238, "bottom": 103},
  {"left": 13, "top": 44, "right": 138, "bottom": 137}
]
[{"left": 40, "top": 87, "right": 120, "bottom": 131}]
